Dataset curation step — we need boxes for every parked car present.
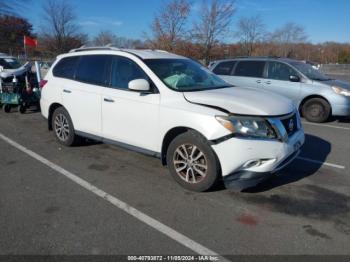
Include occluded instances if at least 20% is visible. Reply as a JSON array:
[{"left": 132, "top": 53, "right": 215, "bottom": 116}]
[
  {"left": 209, "top": 57, "right": 350, "bottom": 123},
  {"left": 0, "top": 54, "right": 32, "bottom": 81},
  {"left": 40, "top": 47, "right": 304, "bottom": 192}
]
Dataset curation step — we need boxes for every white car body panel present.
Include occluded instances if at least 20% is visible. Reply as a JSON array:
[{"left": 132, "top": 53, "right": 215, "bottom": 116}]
[
  {"left": 183, "top": 87, "right": 294, "bottom": 116},
  {"left": 62, "top": 79, "right": 103, "bottom": 136},
  {"left": 102, "top": 88, "right": 160, "bottom": 151}
]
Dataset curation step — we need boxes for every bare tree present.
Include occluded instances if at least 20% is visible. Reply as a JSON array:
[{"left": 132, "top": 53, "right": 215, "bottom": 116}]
[
  {"left": 269, "top": 22, "right": 308, "bottom": 57},
  {"left": 93, "top": 31, "right": 117, "bottom": 46},
  {"left": 236, "top": 15, "right": 265, "bottom": 56},
  {"left": 92, "top": 30, "right": 145, "bottom": 48},
  {"left": 150, "top": 0, "right": 191, "bottom": 50},
  {"left": 114, "top": 37, "right": 144, "bottom": 49},
  {"left": 192, "top": 0, "right": 235, "bottom": 65},
  {"left": 41, "top": 0, "right": 84, "bottom": 54}
]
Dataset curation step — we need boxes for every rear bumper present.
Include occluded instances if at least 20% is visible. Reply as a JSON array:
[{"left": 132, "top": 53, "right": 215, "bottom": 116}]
[{"left": 40, "top": 97, "right": 49, "bottom": 119}]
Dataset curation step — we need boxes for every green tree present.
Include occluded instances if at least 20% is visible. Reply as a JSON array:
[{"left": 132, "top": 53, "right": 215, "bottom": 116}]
[{"left": 0, "top": 15, "right": 34, "bottom": 55}]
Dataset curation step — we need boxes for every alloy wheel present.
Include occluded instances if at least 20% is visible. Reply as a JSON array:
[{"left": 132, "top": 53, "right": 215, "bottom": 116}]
[
  {"left": 173, "top": 144, "right": 208, "bottom": 184},
  {"left": 54, "top": 113, "right": 70, "bottom": 142}
]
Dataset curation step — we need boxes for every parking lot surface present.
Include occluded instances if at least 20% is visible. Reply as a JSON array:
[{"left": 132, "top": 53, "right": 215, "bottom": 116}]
[{"left": 0, "top": 110, "right": 349, "bottom": 258}]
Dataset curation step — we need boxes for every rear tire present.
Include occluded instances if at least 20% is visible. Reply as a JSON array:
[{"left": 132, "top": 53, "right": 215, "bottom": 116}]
[
  {"left": 3, "top": 104, "right": 11, "bottom": 113},
  {"left": 166, "top": 131, "right": 220, "bottom": 192},
  {"left": 302, "top": 98, "right": 331, "bottom": 123},
  {"left": 52, "top": 107, "right": 78, "bottom": 146}
]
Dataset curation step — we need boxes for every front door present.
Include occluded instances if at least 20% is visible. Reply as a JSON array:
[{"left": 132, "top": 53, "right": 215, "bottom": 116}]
[
  {"left": 263, "top": 61, "right": 301, "bottom": 103},
  {"left": 102, "top": 56, "right": 160, "bottom": 152}
]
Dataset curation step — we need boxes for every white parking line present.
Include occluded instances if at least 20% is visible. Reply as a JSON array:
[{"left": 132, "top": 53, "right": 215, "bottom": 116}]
[
  {"left": 297, "top": 156, "right": 346, "bottom": 170},
  {"left": 302, "top": 121, "right": 350, "bottom": 131},
  {"left": 0, "top": 132, "right": 229, "bottom": 261}
]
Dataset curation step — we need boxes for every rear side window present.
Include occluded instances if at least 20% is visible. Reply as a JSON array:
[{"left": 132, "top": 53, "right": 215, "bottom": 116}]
[
  {"left": 234, "top": 61, "right": 265, "bottom": 78},
  {"left": 110, "top": 56, "right": 149, "bottom": 90},
  {"left": 267, "top": 62, "right": 298, "bottom": 81},
  {"left": 75, "top": 55, "right": 111, "bottom": 86},
  {"left": 213, "top": 61, "right": 236, "bottom": 75},
  {"left": 53, "top": 56, "right": 79, "bottom": 79}
]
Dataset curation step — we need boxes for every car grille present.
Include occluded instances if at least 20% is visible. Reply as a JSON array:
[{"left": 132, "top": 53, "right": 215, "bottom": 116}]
[{"left": 281, "top": 113, "right": 298, "bottom": 136}]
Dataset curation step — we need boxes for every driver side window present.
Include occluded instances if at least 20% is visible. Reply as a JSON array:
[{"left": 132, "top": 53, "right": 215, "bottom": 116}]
[
  {"left": 110, "top": 56, "right": 149, "bottom": 90},
  {"left": 267, "top": 62, "right": 297, "bottom": 81}
]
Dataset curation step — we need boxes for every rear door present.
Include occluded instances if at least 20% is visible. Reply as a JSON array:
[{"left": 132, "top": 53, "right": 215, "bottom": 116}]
[
  {"left": 61, "top": 55, "right": 110, "bottom": 136},
  {"left": 212, "top": 61, "right": 236, "bottom": 83},
  {"left": 230, "top": 60, "right": 266, "bottom": 89},
  {"left": 263, "top": 61, "right": 301, "bottom": 103}
]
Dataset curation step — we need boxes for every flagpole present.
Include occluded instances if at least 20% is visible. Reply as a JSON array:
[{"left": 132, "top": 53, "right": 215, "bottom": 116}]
[{"left": 23, "top": 36, "right": 27, "bottom": 60}]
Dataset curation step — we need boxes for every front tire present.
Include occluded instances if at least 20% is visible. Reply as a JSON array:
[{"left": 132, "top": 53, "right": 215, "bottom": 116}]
[
  {"left": 52, "top": 107, "right": 78, "bottom": 146},
  {"left": 166, "top": 131, "right": 220, "bottom": 192},
  {"left": 302, "top": 98, "right": 331, "bottom": 123},
  {"left": 18, "top": 104, "right": 26, "bottom": 114}
]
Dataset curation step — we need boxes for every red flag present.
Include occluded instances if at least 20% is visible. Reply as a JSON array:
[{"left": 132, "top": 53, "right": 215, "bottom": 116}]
[{"left": 24, "top": 36, "right": 38, "bottom": 47}]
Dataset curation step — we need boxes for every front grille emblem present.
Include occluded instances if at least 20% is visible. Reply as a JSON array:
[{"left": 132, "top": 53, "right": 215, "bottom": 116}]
[{"left": 288, "top": 119, "right": 294, "bottom": 132}]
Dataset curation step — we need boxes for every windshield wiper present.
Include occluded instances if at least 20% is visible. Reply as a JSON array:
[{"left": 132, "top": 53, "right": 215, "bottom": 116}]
[
  {"left": 312, "top": 77, "right": 332, "bottom": 81},
  {"left": 213, "top": 85, "right": 233, "bottom": 89}
]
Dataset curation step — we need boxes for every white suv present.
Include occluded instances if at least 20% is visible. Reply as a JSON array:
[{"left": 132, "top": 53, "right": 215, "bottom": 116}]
[{"left": 40, "top": 47, "right": 305, "bottom": 192}]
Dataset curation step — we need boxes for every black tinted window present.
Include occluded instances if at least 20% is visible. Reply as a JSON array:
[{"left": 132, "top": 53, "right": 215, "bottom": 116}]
[
  {"left": 111, "top": 56, "right": 148, "bottom": 89},
  {"left": 75, "top": 55, "right": 110, "bottom": 85},
  {"left": 213, "top": 61, "right": 236, "bottom": 75},
  {"left": 234, "top": 61, "right": 265, "bottom": 78},
  {"left": 267, "top": 62, "right": 297, "bottom": 81},
  {"left": 53, "top": 56, "right": 79, "bottom": 79}
]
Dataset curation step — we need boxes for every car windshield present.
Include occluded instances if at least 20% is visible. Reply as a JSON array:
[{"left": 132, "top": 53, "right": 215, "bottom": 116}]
[
  {"left": 144, "top": 59, "right": 231, "bottom": 91},
  {"left": 0, "top": 57, "right": 22, "bottom": 69},
  {"left": 290, "top": 62, "right": 331, "bottom": 81}
]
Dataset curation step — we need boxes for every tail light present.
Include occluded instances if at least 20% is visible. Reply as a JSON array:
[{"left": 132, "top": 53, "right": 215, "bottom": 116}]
[{"left": 39, "top": 79, "right": 48, "bottom": 88}]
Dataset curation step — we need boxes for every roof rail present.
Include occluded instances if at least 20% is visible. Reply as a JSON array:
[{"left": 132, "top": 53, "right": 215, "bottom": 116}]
[
  {"left": 69, "top": 45, "right": 123, "bottom": 53},
  {"left": 68, "top": 46, "right": 172, "bottom": 55},
  {"left": 153, "top": 49, "right": 169, "bottom": 53},
  {"left": 234, "top": 55, "right": 281, "bottom": 59}
]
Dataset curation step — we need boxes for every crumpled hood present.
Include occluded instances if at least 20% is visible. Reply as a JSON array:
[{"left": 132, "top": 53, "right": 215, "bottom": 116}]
[
  {"left": 318, "top": 79, "right": 350, "bottom": 90},
  {"left": 183, "top": 87, "right": 294, "bottom": 116}
]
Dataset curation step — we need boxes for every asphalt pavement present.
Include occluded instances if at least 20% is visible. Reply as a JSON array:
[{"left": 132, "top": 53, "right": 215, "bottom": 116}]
[{"left": 0, "top": 109, "right": 349, "bottom": 260}]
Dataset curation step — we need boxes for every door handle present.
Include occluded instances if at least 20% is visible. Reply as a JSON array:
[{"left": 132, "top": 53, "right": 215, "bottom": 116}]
[
  {"left": 104, "top": 98, "right": 115, "bottom": 103},
  {"left": 63, "top": 89, "right": 71, "bottom": 93},
  {"left": 256, "top": 80, "right": 261, "bottom": 84},
  {"left": 265, "top": 81, "right": 271, "bottom": 85}
]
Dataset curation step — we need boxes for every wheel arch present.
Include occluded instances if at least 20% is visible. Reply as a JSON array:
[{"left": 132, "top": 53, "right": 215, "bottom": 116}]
[
  {"left": 160, "top": 127, "right": 222, "bottom": 174},
  {"left": 48, "top": 103, "right": 64, "bottom": 130},
  {"left": 161, "top": 127, "right": 190, "bottom": 165}
]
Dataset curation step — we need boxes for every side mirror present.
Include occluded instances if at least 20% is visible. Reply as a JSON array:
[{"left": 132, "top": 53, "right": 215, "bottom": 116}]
[
  {"left": 128, "top": 79, "right": 150, "bottom": 92},
  {"left": 289, "top": 75, "right": 300, "bottom": 82}
]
